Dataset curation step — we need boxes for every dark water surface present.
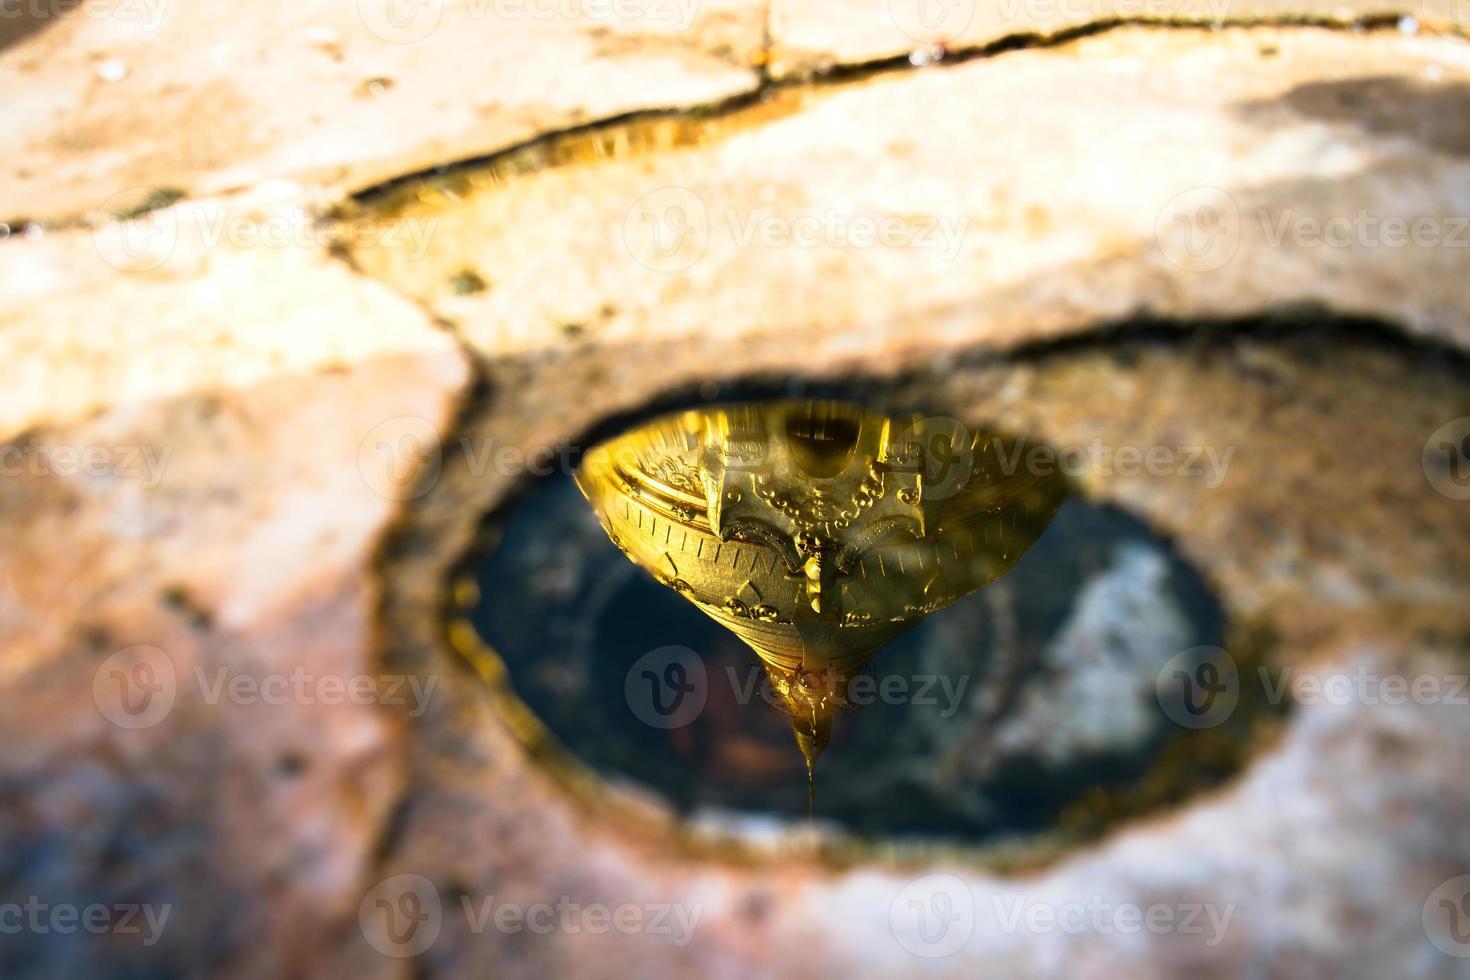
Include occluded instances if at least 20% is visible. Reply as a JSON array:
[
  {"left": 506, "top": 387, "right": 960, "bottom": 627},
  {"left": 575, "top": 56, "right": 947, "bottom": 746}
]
[{"left": 471, "top": 471, "right": 1240, "bottom": 845}]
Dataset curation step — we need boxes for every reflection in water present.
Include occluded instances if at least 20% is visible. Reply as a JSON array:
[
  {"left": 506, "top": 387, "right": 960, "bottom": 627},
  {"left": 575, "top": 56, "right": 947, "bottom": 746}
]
[
  {"left": 470, "top": 464, "right": 1241, "bottom": 844},
  {"left": 574, "top": 400, "right": 1069, "bottom": 800}
]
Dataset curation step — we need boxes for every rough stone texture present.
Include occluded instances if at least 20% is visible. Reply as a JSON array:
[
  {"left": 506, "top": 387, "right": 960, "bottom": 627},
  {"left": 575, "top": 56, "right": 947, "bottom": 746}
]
[
  {"left": 375, "top": 320, "right": 1470, "bottom": 979},
  {"left": 0, "top": 205, "right": 469, "bottom": 976},
  {"left": 770, "top": 0, "right": 1468, "bottom": 77},
  {"left": 348, "top": 27, "right": 1470, "bottom": 363},
  {"left": 1, "top": 11, "right": 1468, "bottom": 980},
  {"left": 0, "top": 0, "right": 765, "bottom": 223}
]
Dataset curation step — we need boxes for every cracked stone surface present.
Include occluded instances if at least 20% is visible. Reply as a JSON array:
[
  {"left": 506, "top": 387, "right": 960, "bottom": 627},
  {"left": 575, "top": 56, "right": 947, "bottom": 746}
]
[
  {"left": 2, "top": 10, "right": 1469, "bottom": 979},
  {"left": 0, "top": 212, "right": 469, "bottom": 976},
  {"left": 347, "top": 26, "right": 1470, "bottom": 362},
  {"left": 770, "top": 0, "right": 1468, "bottom": 77},
  {"left": 371, "top": 321, "right": 1470, "bottom": 979},
  {"left": 1, "top": 0, "right": 766, "bottom": 224}
]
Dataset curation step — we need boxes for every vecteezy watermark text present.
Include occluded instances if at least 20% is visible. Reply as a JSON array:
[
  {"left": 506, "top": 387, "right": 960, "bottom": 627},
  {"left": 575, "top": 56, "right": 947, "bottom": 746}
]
[
  {"left": 0, "top": 440, "right": 171, "bottom": 488},
  {"left": 195, "top": 665, "right": 439, "bottom": 719},
  {"left": 1156, "top": 646, "right": 1468, "bottom": 730},
  {"left": 991, "top": 894, "right": 1234, "bottom": 944},
  {"left": 623, "top": 188, "right": 972, "bottom": 273},
  {"left": 984, "top": 437, "right": 1235, "bottom": 489},
  {"left": 726, "top": 664, "right": 971, "bottom": 718},
  {"left": 459, "top": 895, "right": 701, "bottom": 945},
  {"left": 358, "top": 418, "right": 1236, "bottom": 505},
  {"left": 0, "top": 897, "right": 171, "bottom": 947},
  {"left": 889, "top": 873, "right": 1235, "bottom": 959},
  {"left": 0, "top": 0, "right": 168, "bottom": 31},
  {"left": 358, "top": 421, "right": 587, "bottom": 500},
  {"left": 1258, "top": 209, "right": 1470, "bottom": 251},
  {"left": 91, "top": 194, "right": 439, "bottom": 271},
  {"left": 621, "top": 646, "right": 973, "bottom": 729},
  {"left": 93, "top": 646, "right": 441, "bottom": 729},
  {"left": 1158, "top": 187, "right": 1470, "bottom": 273},
  {"left": 358, "top": 874, "right": 703, "bottom": 958}
]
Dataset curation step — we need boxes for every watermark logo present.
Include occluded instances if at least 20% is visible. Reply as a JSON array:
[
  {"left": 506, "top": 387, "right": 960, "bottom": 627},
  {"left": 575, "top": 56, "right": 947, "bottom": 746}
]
[
  {"left": 96, "top": 651, "right": 442, "bottom": 728},
  {"left": 1258, "top": 209, "right": 1469, "bottom": 251},
  {"left": 91, "top": 193, "right": 440, "bottom": 272},
  {"left": 1155, "top": 187, "right": 1240, "bottom": 273},
  {"left": 893, "top": 416, "right": 974, "bottom": 501},
  {"left": 976, "top": 431, "right": 1240, "bottom": 487},
  {"left": 358, "top": 0, "right": 444, "bottom": 43},
  {"left": 890, "top": 874, "right": 975, "bottom": 958},
  {"left": 983, "top": 434, "right": 1235, "bottom": 488},
  {"left": 1156, "top": 649, "right": 1468, "bottom": 729},
  {"left": 91, "top": 189, "right": 178, "bottom": 272},
  {"left": 1424, "top": 875, "right": 1470, "bottom": 958},
  {"left": 724, "top": 208, "right": 968, "bottom": 260},
  {"left": 1424, "top": 417, "right": 1470, "bottom": 501},
  {"left": 0, "top": 897, "right": 171, "bottom": 946},
  {"left": 0, "top": 439, "right": 172, "bottom": 488},
  {"left": 623, "top": 187, "right": 709, "bottom": 273},
  {"left": 621, "top": 190, "right": 970, "bottom": 272},
  {"left": 992, "top": 895, "right": 1234, "bottom": 944},
  {"left": 360, "top": 874, "right": 443, "bottom": 958},
  {"left": 1158, "top": 190, "right": 1470, "bottom": 273},
  {"left": 461, "top": 895, "right": 702, "bottom": 944},
  {"left": 93, "top": 645, "right": 177, "bottom": 730},
  {"left": 359, "top": 416, "right": 444, "bottom": 501},
  {"left": 729, "top": 666, "right": 971, "bottom": 718},
  {"left": 358, "top": 875, "right": 703, "bottom": 956},
  {"left": 0, "top": 0, "right": 170, "bottom": 32},
  {"left": 625, "top": 645, "right": 707, "bottom": 729},
  {"left": 1155, "top": 645, "right": 1238, "bottom": 729},
  {"left": 882, "top": 418, "right": 1237, "bottom": 490},
  {"left": 194, "top": 666, "right": 439, "bottom": 718},
  {"left": 622, "top": 652, "right": 972, "bottom": 728},
  {"left": 889, "top": 0, "right": 973, "bottom": 44}
]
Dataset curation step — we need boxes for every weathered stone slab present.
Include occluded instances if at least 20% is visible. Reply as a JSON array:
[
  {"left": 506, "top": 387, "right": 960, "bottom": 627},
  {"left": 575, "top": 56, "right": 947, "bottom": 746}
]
[
  {"left": 349, "top": 27, "right": 1470, "bottom": 361},
  {"left": 2, "top": 17, "right": 1469, "bottom": 979},
  {"left": 0, "top": 206, "right": 468, "bottom": 976},
  {"left": 771, "top": 0, "right": 1466, "bottom": 77},
  {"left": 0, "top": 0, "right": 766, "bottom": 223}
]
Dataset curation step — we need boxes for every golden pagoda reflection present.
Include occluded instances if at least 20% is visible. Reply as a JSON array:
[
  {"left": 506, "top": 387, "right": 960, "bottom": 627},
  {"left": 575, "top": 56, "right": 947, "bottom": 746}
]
[{"left": 575, "top": 400, "right": 1068, "bottom": 798}]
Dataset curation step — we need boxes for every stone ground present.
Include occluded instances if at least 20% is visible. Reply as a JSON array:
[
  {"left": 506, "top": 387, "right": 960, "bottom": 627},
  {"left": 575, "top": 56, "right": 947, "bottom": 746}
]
[{"left": 2, "top": 2, "right": 1469, "bottom": 977}]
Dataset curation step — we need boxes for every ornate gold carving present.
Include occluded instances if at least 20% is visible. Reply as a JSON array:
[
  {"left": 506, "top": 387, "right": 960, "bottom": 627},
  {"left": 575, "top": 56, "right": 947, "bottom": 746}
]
[{"left": 576, "top": 400, "right": 1067, "bottom": 773}]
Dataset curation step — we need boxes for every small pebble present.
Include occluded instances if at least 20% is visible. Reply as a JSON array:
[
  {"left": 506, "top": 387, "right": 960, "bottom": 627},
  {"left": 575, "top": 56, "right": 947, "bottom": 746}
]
[
  {"left": 358, "top": 76, "right": 394, "bottom": 97},
  {"left": 96, "top": 59, "right": 128, "bottom": 83},
  {"left": 449, "top": 269, "right": 488, "bottom": 295},
  {"left": 908, "top": 45, "right": 944, "bottom": 67}
]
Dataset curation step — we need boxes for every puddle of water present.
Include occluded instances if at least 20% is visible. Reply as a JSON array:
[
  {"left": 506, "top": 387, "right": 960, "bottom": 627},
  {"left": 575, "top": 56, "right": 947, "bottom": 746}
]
[{"left": 464, "top": 399, "right": 1277, "bottom": 847}]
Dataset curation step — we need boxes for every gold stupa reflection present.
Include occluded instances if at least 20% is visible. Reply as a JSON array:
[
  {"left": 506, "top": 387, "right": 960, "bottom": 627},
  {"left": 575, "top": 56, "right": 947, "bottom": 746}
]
[{"left": 576, "top": 400, "right": 1067, "bottom": 798}]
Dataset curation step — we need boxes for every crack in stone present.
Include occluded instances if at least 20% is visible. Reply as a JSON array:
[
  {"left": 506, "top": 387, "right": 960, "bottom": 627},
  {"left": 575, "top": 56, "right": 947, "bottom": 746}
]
[
  {"left": 5, "top": 15, "right": 1457, "bottom": 239},
  {"left": 339, "top": 14, "right": 1434, "bottom": 213},
  {"left": 758, "top": 0, "right": 774, "bottom": 87}
]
